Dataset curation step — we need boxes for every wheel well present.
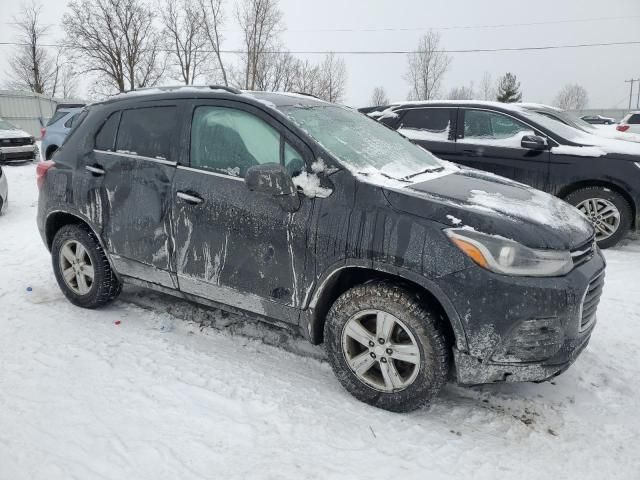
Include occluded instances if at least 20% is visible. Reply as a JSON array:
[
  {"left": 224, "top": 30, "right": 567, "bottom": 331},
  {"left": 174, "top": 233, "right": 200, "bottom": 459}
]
[
  {"left": 309, "top": 267, "right": 457, "bottom": 349},
  {"left": 45, "top": 212, "right": 84, "bottom": 250},
  {"left": 558, "top": 180, "right": 637, "bottom": 228},
  {"left": 45, "top": 145, "right": 58, "bottom": 160}
]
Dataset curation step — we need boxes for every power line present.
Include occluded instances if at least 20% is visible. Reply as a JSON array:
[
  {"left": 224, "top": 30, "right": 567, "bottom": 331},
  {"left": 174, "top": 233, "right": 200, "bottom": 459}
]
[
  {"left": 1, "top": 39, "right": 639, "bottom": 55},
  {"left": 2, "top": 14, "right": 639, "bottom": 33}
]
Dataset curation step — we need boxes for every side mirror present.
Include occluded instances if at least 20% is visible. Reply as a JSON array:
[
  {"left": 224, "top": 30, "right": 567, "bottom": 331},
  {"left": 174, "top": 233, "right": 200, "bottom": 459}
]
[
  {"left": 245, "top": 163, "right": 300, "bottom": 211},
  {"left": 521, "top": 135, "right": 547, "bottom": 151}
]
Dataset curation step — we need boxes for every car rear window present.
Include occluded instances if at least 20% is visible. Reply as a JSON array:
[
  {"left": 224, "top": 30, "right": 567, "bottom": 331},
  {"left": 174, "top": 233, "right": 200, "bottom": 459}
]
[
  {"left": 628, "top": 114, "right": 640, "bottom": 125},
  {"left": 115, "top": 106, "right": 177, "bottom": 159},
  {"left": 47, "top": 111, "right": 69, "bottom": 126}
]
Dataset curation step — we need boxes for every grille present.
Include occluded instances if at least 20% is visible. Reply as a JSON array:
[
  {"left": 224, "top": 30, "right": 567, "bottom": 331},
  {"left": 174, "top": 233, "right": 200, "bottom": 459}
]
[
  {"left": 1, "top": 151, "right": 36, "bottom": 161},
  {"left": 580, "top": 271, "right": 605, "bottom": 330},
  {"left": 571, "top": 238, "right": 595, "bottom": 268},
  {"left": 0, "top": 137, "right": 34, "bottom": 147}
]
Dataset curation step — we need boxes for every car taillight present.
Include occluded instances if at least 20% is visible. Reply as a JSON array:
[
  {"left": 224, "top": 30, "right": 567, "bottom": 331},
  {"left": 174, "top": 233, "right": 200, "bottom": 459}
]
[
  {"left": 36, "top": 160, "right": 55, "bottom": 189},
  {"left": 617, "top": 124, "right": 630, "bottom": 132},
  {"left": 40, "top": 127, "right": 46, "bottom": 139}
]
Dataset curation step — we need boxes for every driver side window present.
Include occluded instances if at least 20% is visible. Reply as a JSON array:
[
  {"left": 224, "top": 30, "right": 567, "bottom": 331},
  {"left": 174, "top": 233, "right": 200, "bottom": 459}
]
[{"left": 190, "top": 106, "right": 282, "bottom": 178}]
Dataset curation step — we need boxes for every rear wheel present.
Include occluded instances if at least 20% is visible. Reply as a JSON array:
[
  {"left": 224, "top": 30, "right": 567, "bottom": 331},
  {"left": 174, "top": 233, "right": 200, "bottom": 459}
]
[
  {"left": 324, "top": 282, "right": 450, "bottom": 412},
  {"left": 565, "top": 187, "right": 632, "bottom": 249},
  {"left": 52, "top": 224, "right": 122, "bottom": 308}
]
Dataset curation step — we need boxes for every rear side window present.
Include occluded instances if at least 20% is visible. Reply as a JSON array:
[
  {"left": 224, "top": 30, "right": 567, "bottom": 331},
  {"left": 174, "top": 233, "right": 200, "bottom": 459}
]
[
  {"left": 628, "top": 114, "right": 640, "bottom": 124},
  {"left": 64, "top": 114, "right": 78, "bottom": 128},
  {"left": 115, "top": 106, "right": 177, "bottom": 159},
  {"left": 95, "top": 112, "right": 120, "bottom": 151},
  {"left": 398, "top": 108, "right": 454, "bottom": 141}
]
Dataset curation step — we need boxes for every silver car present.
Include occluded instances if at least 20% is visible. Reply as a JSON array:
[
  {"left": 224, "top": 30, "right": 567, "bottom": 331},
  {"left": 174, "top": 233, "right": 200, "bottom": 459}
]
[
  {"left": 0, "top": 165, "right": 8, "bottom": 214},
  {"left": 0, "top": 118, "right": 39, "bottom": 163}
]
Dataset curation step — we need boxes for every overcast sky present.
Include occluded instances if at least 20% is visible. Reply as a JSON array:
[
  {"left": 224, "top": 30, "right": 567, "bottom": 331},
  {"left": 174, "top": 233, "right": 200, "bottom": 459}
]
[{"left": 1, "top": 0, "right": 639, "bottom": 108}]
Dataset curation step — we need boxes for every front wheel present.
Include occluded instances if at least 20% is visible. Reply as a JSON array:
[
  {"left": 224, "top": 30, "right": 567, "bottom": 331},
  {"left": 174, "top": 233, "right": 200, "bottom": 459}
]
[
  {"left": 565, "top": 187, "right": 632, "bottom": 249},
  {"left": 324, "top": 282, "right": 450, "bottom": 412}
]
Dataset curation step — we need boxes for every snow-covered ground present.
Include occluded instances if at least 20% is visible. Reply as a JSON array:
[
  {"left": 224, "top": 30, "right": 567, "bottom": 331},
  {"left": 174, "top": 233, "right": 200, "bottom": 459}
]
[{"left": 1, "top": 163, "right": 639, "bottom": 480}]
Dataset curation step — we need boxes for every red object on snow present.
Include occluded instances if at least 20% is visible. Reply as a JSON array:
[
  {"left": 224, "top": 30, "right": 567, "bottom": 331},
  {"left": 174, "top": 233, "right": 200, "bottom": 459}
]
[{"left": 115, "top": 320, "right": 121, "bottom": 325}]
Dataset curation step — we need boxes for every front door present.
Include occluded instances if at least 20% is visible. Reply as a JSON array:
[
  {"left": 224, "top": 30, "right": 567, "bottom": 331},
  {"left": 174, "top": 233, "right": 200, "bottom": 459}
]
[
  {"left": 85, "top": 103, "right": 182, "bottom": 287},
  {"left": 455, "top": 108, "right": 550, "bottom": 191},
  {"left": 171, "top": 101, "right": 314, "bottom": 323}
]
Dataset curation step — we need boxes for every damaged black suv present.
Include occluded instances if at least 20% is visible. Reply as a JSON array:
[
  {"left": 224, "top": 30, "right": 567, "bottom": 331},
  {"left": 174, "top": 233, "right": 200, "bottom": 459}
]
[{"left": 37, "top": 87, "right": 605, "bottom": 412}]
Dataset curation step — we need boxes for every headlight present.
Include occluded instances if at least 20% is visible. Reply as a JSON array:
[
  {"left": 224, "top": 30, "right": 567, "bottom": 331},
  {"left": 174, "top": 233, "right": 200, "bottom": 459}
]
[{"left": 445, "top": 228, "right": 572, "bottom": 277}]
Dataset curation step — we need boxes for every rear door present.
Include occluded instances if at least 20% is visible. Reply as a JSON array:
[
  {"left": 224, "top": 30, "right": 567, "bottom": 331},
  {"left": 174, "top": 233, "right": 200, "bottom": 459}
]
[
  {"left": 394, "top": 107, "right": 459, "bottom": 161},
  {"left": 86, "top": 102, "right": 183, "bottom": 287},
  {"left": 171, "top": 100, "right": 315, "bottom": 323},
  {"left": 455, "top": 108, "right": 550, "bottom": 190}
]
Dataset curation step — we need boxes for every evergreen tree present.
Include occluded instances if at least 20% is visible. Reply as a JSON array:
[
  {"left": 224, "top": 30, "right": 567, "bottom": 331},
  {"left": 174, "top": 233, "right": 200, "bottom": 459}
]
[{"left": 496, "top": 72, "right": 522, "bottom": 103}]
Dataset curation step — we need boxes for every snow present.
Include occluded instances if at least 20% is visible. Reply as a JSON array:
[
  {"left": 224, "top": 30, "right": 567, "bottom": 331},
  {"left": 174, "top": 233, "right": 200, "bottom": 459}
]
[
  {"left": 551, "top": 145, "right": 607, "bottom": 157},
  {"left": 446, "top": 214, "right": 463, "bottom": 225},
  {"left": 467, "top": 188, "right": 593, "bottom": 236},
  {"left": 399, "top": 121, "right": 450, "bottom": 142},
  {"left": 590, "top": 124, "right": 640, "bottom": 144},
  {"left": 292, "top": 170, "right": 332, "bottom": 198},
  {"left": 1, "top": 164, "right": 640, "bottom": 479}
]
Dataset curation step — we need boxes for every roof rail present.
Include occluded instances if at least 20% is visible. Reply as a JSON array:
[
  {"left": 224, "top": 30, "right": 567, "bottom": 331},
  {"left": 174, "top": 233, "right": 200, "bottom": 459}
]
[
  {"left": 293, "top": 91, "right": 321, "bottom": 99},
  {"left": 209, "top": 85, "right": 242, "bottom": 94}
]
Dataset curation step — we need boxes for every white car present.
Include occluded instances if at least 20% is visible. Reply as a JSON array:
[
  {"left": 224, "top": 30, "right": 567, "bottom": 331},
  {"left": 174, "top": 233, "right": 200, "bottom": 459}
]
[
  {"left": 0, "top": 165, "right": 8, "bottom": 214},
  {"left": 0, "top": 118, "right": 39, "bottom": 163},
  {"left": 617, "top": 112, "right": 640, "bottom": 135}
]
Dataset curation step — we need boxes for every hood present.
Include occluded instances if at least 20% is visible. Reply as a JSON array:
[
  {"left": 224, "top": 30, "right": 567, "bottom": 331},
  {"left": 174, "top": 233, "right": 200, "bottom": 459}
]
[
  {"left": 383, "top": 168, "right": 594, "bottom": 250},
  {"left": 0, "top": 128, "right": 31, "bottom": 139},
  {"left": 553, "top": 130, "right": 640, "bottom": 158}
]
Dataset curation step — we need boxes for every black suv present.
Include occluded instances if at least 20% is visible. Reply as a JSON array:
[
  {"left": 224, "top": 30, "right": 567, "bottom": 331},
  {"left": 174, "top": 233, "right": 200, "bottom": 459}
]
[
  {"left": 365, "top": 101, "right": 640, "bottom": 249},
  {"left": 37, "top": 87, "right": 604, "bottom": 412}
]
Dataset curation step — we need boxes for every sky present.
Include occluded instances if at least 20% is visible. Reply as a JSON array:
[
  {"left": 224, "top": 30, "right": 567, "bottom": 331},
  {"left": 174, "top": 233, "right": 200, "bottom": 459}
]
[{"left": 0, "top": 0, "right": 639, "bottom": 108}]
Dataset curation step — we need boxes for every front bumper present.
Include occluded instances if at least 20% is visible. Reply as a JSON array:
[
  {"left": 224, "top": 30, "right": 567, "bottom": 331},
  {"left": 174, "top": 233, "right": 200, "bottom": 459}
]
[
  {"left": 0, "top": 144, "right": 38, "bottom": 163},
  {"left": 438, "top": 248, "right": 606, "bottom": 385}
]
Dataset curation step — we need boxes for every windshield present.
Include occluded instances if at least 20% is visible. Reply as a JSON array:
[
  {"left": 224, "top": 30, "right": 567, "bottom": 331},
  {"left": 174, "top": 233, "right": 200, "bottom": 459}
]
[
  {"left": 281, "top": 105, "right": 443, "bottom": 179},
  {"left": 519, "top": 109, "right": 591, "bottom": 143},
  {"left": 0, "top": 119, "right": 18, "bottom": 130}
]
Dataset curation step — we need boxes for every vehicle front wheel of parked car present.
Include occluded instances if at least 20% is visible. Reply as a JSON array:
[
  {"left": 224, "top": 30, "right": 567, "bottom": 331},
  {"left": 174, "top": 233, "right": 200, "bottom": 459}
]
[
  {"left": 52, "top": 224, "right": 122, "bottom": 308},
  {"left": 565, "top": 187, "right": 632, "bottom": 249},
  {"left": 324, "top": 282, "right": 450, "bottom": 412}
]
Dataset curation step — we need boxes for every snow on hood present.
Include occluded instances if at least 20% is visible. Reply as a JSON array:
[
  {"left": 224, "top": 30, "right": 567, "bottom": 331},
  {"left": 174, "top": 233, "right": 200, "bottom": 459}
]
[
  {"left": 0, "top": 128, "right": 31, "bottom": 139},
  {"left": 552, "top": 130, "right": 640, "bottom": 157}
]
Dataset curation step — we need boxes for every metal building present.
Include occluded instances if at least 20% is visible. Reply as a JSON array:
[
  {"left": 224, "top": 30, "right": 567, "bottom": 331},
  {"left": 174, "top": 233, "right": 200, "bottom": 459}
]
[{"left": 0, "top": 90, "right": 86, "bottom": 137}]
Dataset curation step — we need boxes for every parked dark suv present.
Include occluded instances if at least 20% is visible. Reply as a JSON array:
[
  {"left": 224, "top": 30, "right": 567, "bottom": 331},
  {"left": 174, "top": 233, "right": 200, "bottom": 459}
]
[
  {"left": 365, "top": 101, "right": 640, "bottom": 249},
  {"left": 37, "top": 87, "right": 605, "bottom": 412}
]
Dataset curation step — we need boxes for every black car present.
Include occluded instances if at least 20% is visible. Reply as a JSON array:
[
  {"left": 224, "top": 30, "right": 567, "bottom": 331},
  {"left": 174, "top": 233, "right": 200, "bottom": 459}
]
[
  {"left": 581, "top": 115, "right": 616, "bottom": 125},
  {"left": 37, "top": 87, "right": 604, "bottom": 412},
  {"left": 364, "top": 101, "right": 640, "bottom": 249}
]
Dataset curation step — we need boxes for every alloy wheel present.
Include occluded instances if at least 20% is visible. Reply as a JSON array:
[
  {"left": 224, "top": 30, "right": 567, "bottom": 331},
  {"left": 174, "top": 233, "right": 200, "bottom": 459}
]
[
  {"left": 59, "top": 240, "right": 95, "bottom": 295},
  {"left": 341, "top": 309, "right": 421, "bottom": 393},
  {"left": 576, "top": 198, "right": 621, "bottom": 241}
]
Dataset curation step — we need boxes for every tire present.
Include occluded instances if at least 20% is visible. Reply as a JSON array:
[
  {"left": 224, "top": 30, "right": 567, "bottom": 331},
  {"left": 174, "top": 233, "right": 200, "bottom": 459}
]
[
  {"left": 324, "top": 282, "right": 450, "bottom": 413},
  {"left": 565, "top": 187, "right": 632, "bottom": 249},
  {"left": 52, "top": 224, "right": 122, "bottom": 308}
]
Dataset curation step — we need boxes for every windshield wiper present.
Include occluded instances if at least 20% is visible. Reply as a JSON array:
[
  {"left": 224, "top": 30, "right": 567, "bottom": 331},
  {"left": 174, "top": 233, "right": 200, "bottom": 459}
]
[
  {"left": 402, "top": 166, "right": 444, "bottom": 180},
  {"left": 357, "top": 170, "right": 412, "bottom": 183}
]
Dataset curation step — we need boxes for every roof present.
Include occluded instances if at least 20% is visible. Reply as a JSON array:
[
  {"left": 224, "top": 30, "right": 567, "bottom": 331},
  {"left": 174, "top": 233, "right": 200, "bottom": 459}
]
[
  {"left": 97, "top": 85, "right": 328, "bottom": 109},
  {"left": 385, "top": 99, "right": 528, "bottom": 113}
]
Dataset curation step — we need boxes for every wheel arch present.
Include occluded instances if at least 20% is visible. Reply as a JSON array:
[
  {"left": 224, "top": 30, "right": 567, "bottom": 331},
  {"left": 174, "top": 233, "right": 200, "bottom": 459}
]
[
  {"left": 45, "top": 144, "right": 59, "bottom": 160},
  {"left": 302, "top": 262, "right": 468, "bottom": 352},
  {"left": 558, "top": 180, "right": 637, "bottom": 228}
]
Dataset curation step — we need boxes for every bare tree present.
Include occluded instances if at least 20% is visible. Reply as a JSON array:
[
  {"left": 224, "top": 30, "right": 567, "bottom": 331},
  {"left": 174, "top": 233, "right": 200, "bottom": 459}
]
[
  {"left": 159, "top": 0, "right": 209, "bottom": 85},
  {"left": 405, "top": 31, "right": 451, "bottom": 100},
  {"left": 198, "top": 0, "right": 229, "bottom": 86},
  {"left": 293, "top": 59, "right": 322, "bottom": 95},
  {"left": 63, "top": 0, "right": 166, "bottom": 94},
  {"left": 317, "top": 52, "right": 347, "bottom": 103},
  {"left": 236, "top": 0, "right": 283, "bottom": 90},
  {"left": 447, "top": 84, "right": 475, "bottom": 100},
  {"left": 7, "top": 1, "right": 58, "bottom": 95},
  {"left": 49, "top": 49, "right": 79, "bottom": 98},
  {"left": 554, "top": 84, "right": 589, "bottom": 110},
  {"left": 479, "top": 72, "right": 495, "bottom": 101},
  {"left": 254, "top": 48, "right": 299, "bottom": 91},
  {"left": 370, "top": 86, "right": 389, "bottom": 106}
]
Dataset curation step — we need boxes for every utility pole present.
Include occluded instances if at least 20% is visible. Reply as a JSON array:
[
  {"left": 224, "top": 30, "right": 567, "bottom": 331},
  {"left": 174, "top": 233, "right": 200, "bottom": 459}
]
[{"left": 625, "top": 79, "right": 635, "bottom": 110}]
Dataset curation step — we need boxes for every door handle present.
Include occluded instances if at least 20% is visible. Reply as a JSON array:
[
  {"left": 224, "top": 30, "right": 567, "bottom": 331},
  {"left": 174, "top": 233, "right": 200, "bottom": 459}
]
[
  {"left": 177, "top": 191, "right": 204, "bottom": 205},
  {"left": 85, "top": 165, "right": 105, "bottom": 175},
  {"left": 462, "top": 149, "right": 481, "bottom": 157}
]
